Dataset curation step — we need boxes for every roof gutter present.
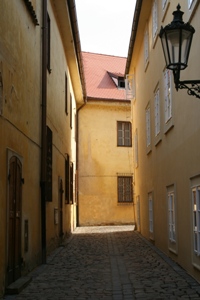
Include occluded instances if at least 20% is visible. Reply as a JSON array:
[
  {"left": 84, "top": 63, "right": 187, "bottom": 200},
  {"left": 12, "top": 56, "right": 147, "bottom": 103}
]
[
  {"left": 67, "top": 0, "right": 87, "bottom": 102},
  {"left": 125, "top": 0, "right": 143, "bottom": 75}
]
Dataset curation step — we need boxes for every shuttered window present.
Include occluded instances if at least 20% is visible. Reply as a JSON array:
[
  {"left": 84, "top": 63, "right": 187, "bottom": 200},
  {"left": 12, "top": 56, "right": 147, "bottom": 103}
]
[
  {"left": 117, "top": 121, "right": 132, "bottom": 147},
  {"left": 118, "top": 176, "right": 133, "bottom": 203}
]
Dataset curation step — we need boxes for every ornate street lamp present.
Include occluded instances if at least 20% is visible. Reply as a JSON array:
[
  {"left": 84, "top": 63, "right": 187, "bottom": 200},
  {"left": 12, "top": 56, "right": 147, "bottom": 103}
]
[{"left": 159, "top": 4, "right": 200, "bottom": 99}]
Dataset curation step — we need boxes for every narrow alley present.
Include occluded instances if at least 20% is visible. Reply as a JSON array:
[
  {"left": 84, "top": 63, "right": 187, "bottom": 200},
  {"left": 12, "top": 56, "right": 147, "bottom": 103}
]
[{"left": 3, "top": 226, "right": 200, "bottom": 300}]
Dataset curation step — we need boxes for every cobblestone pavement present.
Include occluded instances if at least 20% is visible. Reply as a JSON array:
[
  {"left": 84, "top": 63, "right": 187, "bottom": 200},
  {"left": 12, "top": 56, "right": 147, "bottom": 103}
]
[{"left": 4, "top": 226, "right": 200, "bottom": 300}]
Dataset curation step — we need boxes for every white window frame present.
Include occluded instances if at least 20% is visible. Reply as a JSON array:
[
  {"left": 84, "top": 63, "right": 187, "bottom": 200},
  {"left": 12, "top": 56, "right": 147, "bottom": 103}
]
[
  {"left": 162, "top": 0, "right": 167, "bottom": 10},
  {"left": 188, "top": 0, "right": 194, "bottom": 8},
  {"left": 146, "top": 106, "right": 151, "bottom": 147},
  {"left": 192, "top": 186, "right": 200, "bottom": 256},
  {"left": 149, "top": 193, "right": 153, "bottom": 233},
  {"left": 154, "top": 88, "right": 160, "bottom": 136},
  {"left": 152, "top": 0, "right": 158, "bottom": 41},
  {"left": 144, "top": 28, "right": 149, "bottom": 67},
  {"left": 164, "top": 69, "right": 172, "bottom": 123},
  {"left": 168, "top": 191, "right": 176, "bottom": 242}
]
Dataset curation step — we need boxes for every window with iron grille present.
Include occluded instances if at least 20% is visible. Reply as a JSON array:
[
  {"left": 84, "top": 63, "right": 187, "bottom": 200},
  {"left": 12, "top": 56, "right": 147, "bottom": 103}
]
[
  {"left": 117, "top": 121, "right": 132, "bottom": 147},
  {"left": 117, "top": 176, "right": 133, "bottom": 203}
]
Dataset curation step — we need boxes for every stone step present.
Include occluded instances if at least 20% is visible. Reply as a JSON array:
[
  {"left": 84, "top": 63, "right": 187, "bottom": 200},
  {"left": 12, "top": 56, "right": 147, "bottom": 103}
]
[{"left": 6, "top": 277, "right": 32, "bottom": 295}]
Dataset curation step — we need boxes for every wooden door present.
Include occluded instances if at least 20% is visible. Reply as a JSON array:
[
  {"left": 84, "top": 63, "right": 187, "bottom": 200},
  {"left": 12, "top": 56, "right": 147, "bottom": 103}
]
[{"left": 7, "top": 156, "right": 22, "bottom": 285}]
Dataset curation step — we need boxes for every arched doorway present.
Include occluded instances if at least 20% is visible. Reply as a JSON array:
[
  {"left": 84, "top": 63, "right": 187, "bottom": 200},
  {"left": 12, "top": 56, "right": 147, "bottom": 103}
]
[{"left": 7, "top": 156, "right": 22, "bottom": 285}]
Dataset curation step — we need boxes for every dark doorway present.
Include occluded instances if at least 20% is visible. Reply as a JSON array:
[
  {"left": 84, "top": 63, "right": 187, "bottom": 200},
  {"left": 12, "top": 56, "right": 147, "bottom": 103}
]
[{"left": 7, "top": 156, "right": 22, "bottom": 285}]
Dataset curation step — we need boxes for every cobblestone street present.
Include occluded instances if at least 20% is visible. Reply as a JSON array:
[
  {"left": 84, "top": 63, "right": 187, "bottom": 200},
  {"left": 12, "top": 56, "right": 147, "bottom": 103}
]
[{"left": 4, "top": 226, "right": 200, "bottom": 300}]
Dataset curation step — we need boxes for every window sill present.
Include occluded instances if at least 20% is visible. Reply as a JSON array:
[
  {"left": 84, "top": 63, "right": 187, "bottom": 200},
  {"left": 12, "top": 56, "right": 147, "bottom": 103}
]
[{"left": 117, "top": 202, "right": 133, "bottom": 206}]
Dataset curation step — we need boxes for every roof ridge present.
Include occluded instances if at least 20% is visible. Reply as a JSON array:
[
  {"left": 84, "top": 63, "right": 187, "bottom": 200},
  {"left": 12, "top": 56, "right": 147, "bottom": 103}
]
[{"left": 82, "top": 51, "right": 126, "bottom": 59}]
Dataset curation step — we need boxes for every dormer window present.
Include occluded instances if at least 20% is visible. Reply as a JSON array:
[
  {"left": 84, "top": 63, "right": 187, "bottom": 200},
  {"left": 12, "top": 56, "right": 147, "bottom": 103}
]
[
  {"left": 118, "top": 77, "right": 125, "bottom": 89},
  {"left": 108, "top": 72, "right": 125, "bottom": 89}
]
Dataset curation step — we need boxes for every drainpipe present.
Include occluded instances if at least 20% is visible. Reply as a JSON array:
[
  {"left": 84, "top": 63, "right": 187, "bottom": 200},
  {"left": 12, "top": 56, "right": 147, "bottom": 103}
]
[
  {"left": 67, "top": 0, "right": 87, "bottom": 227},
  {"left": 76, "top": 101, "right": 87, "bottom": 226},
  {"left": 40, "top": 0, "right": 47, "bottom": 264}
]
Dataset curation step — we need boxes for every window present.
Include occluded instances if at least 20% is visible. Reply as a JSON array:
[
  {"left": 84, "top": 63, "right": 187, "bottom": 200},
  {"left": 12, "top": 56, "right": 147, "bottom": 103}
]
[
  {"left": 117, "top": 121, "right": 132, "bottom": 147},
  {"left": 118, "top": 176, "right": 133, "bottom": 203},
  {"left": 152, "top": 0, "right": 158, "bottom": 41},
  {"left": 149, "top": 193, "right": 154, "bottom": 233},
  {"left": 47, "top": 13, "right": 51, "bottom": 72},
  {"left": 188, "top": 0, "right": 194, "bottom": 8},
  {"left": 65, "top": 154, "right": 70, "bottom": 204},
  {"left": 70, "top": 93, "right": 72, "bottom": 129},
  {"left": 65, "top": 74, "right": 68, "bottom": 115},
  {"left": 70, "top": 162, "right": 74, "bottom": 204},
  {"left": 118, "top": 77, "right": 125, "bottom": 89},
  {"left": 144, "top": 28, "right": 149, "bottom": 66},
  {"left": 146, "top": 106, "right": 151, "bottom": 147},
  {"left": 164, "top": 69, "right": 172, "bottom": 123},
  {"left": 192, "top": 186, "right": 200, "bottom": 255},
  {"left": 162, "top": 0, "right": 168, "bottom": 9},
  {"left": 154, "top": 88, "right": 160, "bottom": 136},
  {"left": 168, "top": 191, "right": 176, "bottom": 242}
]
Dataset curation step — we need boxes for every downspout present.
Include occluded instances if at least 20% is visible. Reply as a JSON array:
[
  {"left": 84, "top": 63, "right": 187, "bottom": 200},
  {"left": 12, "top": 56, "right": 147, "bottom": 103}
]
[
  {"left": 40, "top": 0, "right": 47, "bottom": 264},
  {"left": 76, "top": 101, "right": 86, "bottom": 226},
  {"left": 67, "top": 0, "right": 87, "bottom": 227}
]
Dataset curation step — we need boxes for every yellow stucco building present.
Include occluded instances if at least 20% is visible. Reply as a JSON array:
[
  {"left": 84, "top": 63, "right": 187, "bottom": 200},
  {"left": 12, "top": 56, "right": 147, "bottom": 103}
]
[
  {"left": 126, "top": 0, "right": 200, "bottom": 282},
  {"left": 2, "top": 0, "right": 200, "bottom": 296},
  {"left": 0, "top": 0, "right": 85, "bottom": 296},
  {"left": 78, "top": 52, "right": 135, "bottom": 226}
]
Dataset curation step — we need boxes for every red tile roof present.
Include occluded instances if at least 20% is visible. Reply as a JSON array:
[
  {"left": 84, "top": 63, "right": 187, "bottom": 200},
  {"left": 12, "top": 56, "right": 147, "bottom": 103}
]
[{"left": 82, "top": 52, "right": 127, "bottom": 101}]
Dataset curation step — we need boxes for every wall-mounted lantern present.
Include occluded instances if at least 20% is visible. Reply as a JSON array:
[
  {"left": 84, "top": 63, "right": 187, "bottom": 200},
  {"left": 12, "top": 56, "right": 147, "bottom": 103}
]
[{"left": 159, "top": 4, "right": 200, "bottom": 99}]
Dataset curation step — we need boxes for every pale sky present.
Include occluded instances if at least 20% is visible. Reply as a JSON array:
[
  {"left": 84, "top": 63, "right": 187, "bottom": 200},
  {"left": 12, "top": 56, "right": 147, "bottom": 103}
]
[{"left": 75, "top": 0, "right": 136, "bottom": 57}]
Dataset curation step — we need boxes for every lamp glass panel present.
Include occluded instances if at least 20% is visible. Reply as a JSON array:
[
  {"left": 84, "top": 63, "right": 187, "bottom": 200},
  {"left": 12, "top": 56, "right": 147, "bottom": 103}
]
[
  {"left": 161, "top": 34, "right": 170, "bottom": 67},
  {"left": 181, "top": 29, "right": 192, "bottom": 66},
  {"left": 166, "top": 29, "right": 180, "bottom": 69}
]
